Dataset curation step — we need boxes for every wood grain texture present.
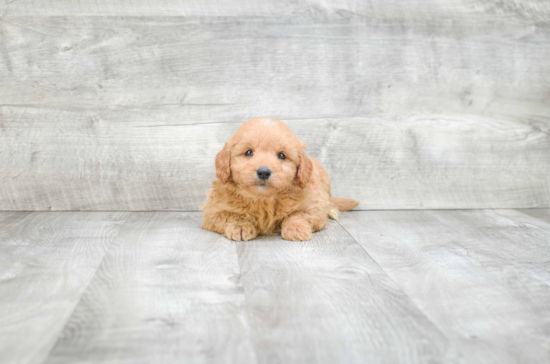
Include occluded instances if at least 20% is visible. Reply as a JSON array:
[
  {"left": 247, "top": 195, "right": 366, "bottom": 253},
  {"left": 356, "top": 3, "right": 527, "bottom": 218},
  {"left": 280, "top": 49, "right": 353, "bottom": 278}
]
[
  {"left": 2, "top": 210, "right": 549, "bottom": 363},
  {"left": 339, "top": 210, "right": 550, "bottom": 364},
  {"left": 0, "top": 0, "right": 549, "bottom": 20},
  {"left": 1, "top": 16, "right": 549, "bottom": 211},
  {"left": 45, "top": 212, "right": 256, "bottom": 364},
  {"left": 235, "top": 220, "right": 460, "bottom": 364},
  {"left": 487, "top": 209, "right": 550, "bottom": 285},
  {"left": 0, "top": 211, "right": 129, "bottom": 364},
  {"left": 1, "top": 17, "right": 549, "bottom": 119},
  {"left": 1, "top": 111, "right": 548, "bottom": 210},
  {"left": 520, "top": 208, "right": 550, "bottom": 223}
]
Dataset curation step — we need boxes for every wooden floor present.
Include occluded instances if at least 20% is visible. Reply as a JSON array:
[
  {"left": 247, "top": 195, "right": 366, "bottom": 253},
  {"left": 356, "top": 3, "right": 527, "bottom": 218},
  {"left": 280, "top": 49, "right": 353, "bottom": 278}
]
[{"left": 1, "top": 209, "right": 549, "bottom": 364}]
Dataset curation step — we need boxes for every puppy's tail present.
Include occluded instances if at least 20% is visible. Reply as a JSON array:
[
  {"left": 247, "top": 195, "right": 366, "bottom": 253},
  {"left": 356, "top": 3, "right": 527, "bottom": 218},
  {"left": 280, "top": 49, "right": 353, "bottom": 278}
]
[
  {"left": 331, "top": 197, "right": 360, "bottom": 211},
  {"left": 329, "top": 197, "right": 360, "bottom": 220}
]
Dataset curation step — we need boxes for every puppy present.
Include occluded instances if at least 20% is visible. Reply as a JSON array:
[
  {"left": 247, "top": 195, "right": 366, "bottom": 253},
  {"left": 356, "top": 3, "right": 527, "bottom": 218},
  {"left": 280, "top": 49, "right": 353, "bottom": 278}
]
[{"left": 201, "top": 117, "right": 359, "bottom": 241}]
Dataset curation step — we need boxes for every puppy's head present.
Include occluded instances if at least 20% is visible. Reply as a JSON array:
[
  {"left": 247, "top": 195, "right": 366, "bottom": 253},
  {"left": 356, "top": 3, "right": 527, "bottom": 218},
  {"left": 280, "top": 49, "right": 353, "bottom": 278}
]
[{"left": 215, "top": 117, "right": 312, "bottom": 196}]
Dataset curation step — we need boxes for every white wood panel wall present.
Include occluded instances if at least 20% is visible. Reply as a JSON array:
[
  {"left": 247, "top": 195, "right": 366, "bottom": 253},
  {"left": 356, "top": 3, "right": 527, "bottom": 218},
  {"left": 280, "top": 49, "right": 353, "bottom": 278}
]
[{"left": 0, "top": 11, "right": 549, "bottom": 210}]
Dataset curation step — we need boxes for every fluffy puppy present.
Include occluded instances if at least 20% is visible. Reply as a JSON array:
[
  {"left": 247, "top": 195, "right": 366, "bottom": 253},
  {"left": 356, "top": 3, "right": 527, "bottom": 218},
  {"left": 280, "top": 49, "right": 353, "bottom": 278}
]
[{"left": 201, "top": 117, "right": 359, "bottom": 241}]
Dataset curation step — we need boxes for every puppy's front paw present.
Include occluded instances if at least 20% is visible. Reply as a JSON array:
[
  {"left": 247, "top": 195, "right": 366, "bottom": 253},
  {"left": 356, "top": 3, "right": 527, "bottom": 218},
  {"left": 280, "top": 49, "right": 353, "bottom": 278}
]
[
  {"left": 224, "top": 222, "right": 257, "bottom": 241},
  {"left": 281, "top": 221, "right": 312, "bottom": 241}
]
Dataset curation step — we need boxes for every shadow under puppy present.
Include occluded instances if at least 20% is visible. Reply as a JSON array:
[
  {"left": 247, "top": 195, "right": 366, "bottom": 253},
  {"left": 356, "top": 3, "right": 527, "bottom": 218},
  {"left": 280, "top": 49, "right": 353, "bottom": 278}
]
[{"left": 201, "top": 117, "right": 359, "bottom": 241}]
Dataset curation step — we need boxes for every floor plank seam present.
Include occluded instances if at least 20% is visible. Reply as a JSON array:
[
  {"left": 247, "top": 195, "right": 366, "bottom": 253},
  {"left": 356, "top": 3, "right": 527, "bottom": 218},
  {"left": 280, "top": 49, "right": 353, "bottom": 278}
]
[
  {"left": 38, "top": 212, "right": 134, "bottom": 364},
  {"left": 488, "top": 209, "right": 550, "bottom": 288},
  {"left": 334, "top": 218, "right": 460, "bottom": 348},
  {"left": 423, "top": 209, "right": 550, "bottom": 290},
  {"left": 231, "top": 240, "right": 261, "bottom": 364}
]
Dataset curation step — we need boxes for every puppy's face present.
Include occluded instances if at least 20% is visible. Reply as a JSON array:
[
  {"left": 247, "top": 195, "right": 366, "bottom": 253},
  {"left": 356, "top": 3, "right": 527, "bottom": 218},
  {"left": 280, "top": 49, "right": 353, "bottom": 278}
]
[{"left": 215, "top": 118, "right": 312, "bottom": 196}]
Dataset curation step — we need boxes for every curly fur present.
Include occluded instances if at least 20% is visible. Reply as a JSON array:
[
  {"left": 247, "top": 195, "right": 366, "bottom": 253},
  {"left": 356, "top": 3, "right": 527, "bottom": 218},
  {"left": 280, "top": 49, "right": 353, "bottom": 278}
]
[{"left": 201, "top": 117, "right": 359, "bottom": 241}]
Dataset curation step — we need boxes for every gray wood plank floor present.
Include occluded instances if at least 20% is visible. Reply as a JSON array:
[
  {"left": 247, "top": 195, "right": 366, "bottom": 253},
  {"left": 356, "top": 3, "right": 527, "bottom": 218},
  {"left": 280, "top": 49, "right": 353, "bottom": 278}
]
[
  {"left": 1, "top": 209, "right": 549, "bottom": 363},
  {"left": 0, "top": 211, "right": 129, "bottom": 364},
  {"left": 339, "top": 210, "right": 550, "bottom": 364},
  {"left": 46, "top": 212, "right": 255, "bottom": 364}
]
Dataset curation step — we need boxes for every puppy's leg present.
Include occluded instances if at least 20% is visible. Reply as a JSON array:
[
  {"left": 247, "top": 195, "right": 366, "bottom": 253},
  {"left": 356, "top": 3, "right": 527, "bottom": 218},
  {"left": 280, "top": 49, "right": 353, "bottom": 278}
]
[
  {"left": 281, "top": 212, "right": 326, "bottom": 241},
  {"left": 202, "top": 212, "right": 257, "bottom": 241}
]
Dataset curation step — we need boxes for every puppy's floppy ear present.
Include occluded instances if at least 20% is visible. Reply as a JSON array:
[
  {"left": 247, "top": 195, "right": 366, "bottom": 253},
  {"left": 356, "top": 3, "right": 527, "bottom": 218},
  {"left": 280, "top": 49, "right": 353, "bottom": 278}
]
[
  {"left": 215, "top": 142, "right": 232, "bottom": 184},
  {"left": 296, "top": 150, "right": 313, "bottom": 188}
]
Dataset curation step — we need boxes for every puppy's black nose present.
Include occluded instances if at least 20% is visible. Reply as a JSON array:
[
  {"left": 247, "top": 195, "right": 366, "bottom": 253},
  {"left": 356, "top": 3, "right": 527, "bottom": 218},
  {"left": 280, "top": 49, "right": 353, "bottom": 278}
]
[{"left": 256, "top": 167, "right": 272, "bottom": 180}]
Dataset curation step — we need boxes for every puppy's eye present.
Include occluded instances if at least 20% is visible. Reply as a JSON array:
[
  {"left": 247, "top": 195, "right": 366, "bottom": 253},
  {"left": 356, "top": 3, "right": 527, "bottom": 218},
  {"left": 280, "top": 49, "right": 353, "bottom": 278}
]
[
  {"left": 245, "top": 150, "right": 253, "bottom": 156},
  {"left": 278, "top": 153, "right": 286, "bottom": 160}
]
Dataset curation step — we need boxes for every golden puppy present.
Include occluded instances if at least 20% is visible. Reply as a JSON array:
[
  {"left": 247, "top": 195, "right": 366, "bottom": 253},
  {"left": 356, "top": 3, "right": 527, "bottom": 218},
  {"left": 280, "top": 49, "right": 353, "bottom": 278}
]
[{"left": 201, "top": 117, "right": 359, "bottom": 241}]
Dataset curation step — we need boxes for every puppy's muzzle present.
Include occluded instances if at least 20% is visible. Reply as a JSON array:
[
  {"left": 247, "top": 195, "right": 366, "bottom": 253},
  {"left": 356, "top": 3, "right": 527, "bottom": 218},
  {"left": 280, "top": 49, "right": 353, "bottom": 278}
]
[{"left": 256, "top": 167, "right": 272, "bottom": 180}]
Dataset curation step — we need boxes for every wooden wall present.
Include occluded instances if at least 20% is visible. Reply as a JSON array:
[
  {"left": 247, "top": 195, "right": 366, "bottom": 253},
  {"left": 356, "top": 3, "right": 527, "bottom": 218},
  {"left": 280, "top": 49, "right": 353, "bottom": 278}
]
[{"left": 1, "top": 2, "right": 549, "bottom": 210}]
